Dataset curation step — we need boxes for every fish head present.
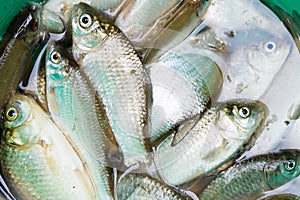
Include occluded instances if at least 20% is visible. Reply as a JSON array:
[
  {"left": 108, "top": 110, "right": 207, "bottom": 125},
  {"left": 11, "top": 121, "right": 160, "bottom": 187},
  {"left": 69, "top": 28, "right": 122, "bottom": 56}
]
[
  {"left": 3, "top": 94, "right": 38, "bottom": 148},
  {"left": 46, "top": 41, "right": 78, "bottom": 84},
  {"left": 217, "top": 99, "right": 268, "bottom": 140},
  {"left": 264, "top": 149, "right": 300, "bottom": 190},
  {"left": 10, "top": 3, "right": 49, "bottom": 48},
  {"left": 246, "top": 37, "right": 291, "bottom": 74},
  {"left": 220, "top": 29, "right": 291, "bottom": 100},
  {"left": 71, "top": 2, "right": 115, "bottom": 61}
]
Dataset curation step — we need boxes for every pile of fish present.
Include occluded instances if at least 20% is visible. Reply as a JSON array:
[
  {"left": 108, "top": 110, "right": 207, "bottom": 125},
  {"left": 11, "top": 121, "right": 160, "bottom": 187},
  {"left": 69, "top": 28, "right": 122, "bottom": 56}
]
[{"left": 0, "top": 0, "right": 299, "bottom": 199}]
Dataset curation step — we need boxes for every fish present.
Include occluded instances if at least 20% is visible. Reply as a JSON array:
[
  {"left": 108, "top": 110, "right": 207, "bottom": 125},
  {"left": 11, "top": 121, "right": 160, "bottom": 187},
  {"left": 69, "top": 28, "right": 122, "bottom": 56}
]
[
  {"left": 260, "top": 194, "right": 300, "bottom": 200},
  {"left": 0, "top": 3, "right": 48, "bottom": 112},
  {"left": 260, "top": 1, "right": 300, "bottom": 52},
  {"left": 115, "top": 0, "right": 209, "bottom": 52},
  {"left": 0, "top": 94, "right": 96, "bottom": 199},
  {"left": 180, "top": 26, "right": 291, "bottom": 100},
  {"left": 116, "top": 173, "right": 190, "bottom": 200},
  {"left": 0, "top": 0, "right": 44, "bottom": 38},
  {"left": 42, "top": 0, "right": 124, "bottom": 33},
  {"left": 165, "top": 0, "right": 292, "bottom": 101},
  {"left": 146, "top": 52, "right": 222, "bottom": 143},
  {"left": 72, "top": 2, "right": 152, "bottom": 166},
  {"left": 198, "top": 149, "right": 300, "bottom": 200},
  {"left": 115, "top": 0, "right": 184, "bottom": 49},
  {"left": 153, "top": 99, "right": 268, "bottom": 186},
  {"left": 143, "top": 0, "right": 211, "bottom": 62},
  {"left": 45, "top": 41, "right": 114, "bottom": 199}
]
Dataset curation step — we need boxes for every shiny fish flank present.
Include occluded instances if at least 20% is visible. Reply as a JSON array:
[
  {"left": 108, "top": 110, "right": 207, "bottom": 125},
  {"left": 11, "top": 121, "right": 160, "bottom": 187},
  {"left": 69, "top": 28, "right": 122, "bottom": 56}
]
[
  {"left": 0, "top": 3, "right": 47, "bottom": 112},
  {"left": 154, "top": 99, "right": 268, "bottom": 185},
  {"left": 0, "top": 94, "right": 95, "bottom": 200},
  {"left": 198, "top": 149, "right": 300, "bottom": 200},
  {"left": 146, "top": 53, "right": 222, "bottom": 143},
  {"left": 115, "top": 0, "right": 182, "bottom": 48},
  {"left": 45, "top": 42, "right": 114, "bottom": 199},
  {"left": 72, "top": 3, "right": 151, "bottom": 166},
  {"left": 116, "top": 173, "right": 189, "bottom": 200}
]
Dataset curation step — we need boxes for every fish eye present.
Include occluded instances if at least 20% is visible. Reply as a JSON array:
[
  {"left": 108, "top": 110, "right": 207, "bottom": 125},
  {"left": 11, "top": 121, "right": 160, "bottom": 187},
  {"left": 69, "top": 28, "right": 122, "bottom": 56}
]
[
  {"left": 6, "top": 107, "right": 19, "bottom": 121},
  {"left": 264, "top": 41, "right": 276, "bottom": 53},
  {"left": 284, "top": 159, "right": 296, "bottom": 171},
  {"left": 79, "top": 13, "right": 93, "bottom": 28},
  {"left": 50, "top": 51, "right": 62, "bottom": 64},
  {"left": 238, "top": 107, "right": 251, "bottom": 118}
]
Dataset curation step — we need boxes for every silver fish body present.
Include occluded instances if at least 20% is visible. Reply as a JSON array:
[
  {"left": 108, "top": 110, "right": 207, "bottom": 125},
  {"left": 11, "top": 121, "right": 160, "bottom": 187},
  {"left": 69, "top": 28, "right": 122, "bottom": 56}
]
[
  {"left": 45, "top": 42, "right": 114, "bottom": 199},
  {"left": 154, "top": 99, "right": 268, "bottom": 185},
  {"left": 146, "top": 52, "right": 222, "bottom": 143},
  {"left": 72, "top": 3, "right": 152, "bottom": 166},
  {"left": 0, "top": 94, "right": 96, "bottom": 199},
  {"left": 198, "top": 149, "right": 300, "bottom": 200},
  {"left": 117, "top": 173, "right": 190, "bottom": 200}
]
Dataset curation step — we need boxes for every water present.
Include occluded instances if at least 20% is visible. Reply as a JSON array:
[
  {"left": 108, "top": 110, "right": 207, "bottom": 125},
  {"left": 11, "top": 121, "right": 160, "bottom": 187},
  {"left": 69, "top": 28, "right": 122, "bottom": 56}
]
[{"left": 0, "top": 0, "right": 299, "bottom": 199}]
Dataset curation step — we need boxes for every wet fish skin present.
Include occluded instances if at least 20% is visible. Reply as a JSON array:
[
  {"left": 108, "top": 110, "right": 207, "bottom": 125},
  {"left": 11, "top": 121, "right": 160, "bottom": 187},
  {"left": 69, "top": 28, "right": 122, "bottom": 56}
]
[
  {"left": 147, "top": 52, "right": 222, "bottom": 143},
  {"left": 45, "top": 42, "right": 114, "bottom": 199},
  {"left": 0, "top": 94, "right": 96, "bottom": 200},
  {"left": 72, "top": 3, "right": 152, "bottom": 166},
  {"left": 154, "top": 99, "right": 268, "bottom": 185},
  {"left": 198, "top": 149, "right": 300, "bottom": 200},
  {"left": 117, "top": 173, "right": 190, "bottom": 200},
  {"left": 0, "top": 3, "right": 48, "bottom": 112}
]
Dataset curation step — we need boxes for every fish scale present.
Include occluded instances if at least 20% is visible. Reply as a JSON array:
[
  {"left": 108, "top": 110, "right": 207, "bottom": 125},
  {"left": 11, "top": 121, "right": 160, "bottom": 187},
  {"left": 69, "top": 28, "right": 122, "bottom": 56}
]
[
  {"left": 154, "top": 100, "right": 268, "bottom": 186},
  {"left": 45, "top": 42, "right": 114, "bottom": 199},
  {"left": 116, "top": 173, "right": 189, "bottom": 200},
  {"left": 199, "top": 149, "right": 300, "bottom": 200},
  {"left": 147, "top": 53, "right": 222, "bottom": 143},
  {"left": 72, "top": 3, "right": 152, "bottom": 166},
  {"left": 0, "top": 94, "right": 95, "bottom": 200}
]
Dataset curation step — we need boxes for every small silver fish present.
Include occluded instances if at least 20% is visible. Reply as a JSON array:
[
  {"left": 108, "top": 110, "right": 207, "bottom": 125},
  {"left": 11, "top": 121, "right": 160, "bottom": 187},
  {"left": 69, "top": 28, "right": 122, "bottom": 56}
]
[
  {"left": 72, "top": 2, "right": 152, "bottom": 166},
  {"left": 154, "top": 99, "right": 268, "bottom": 185},
  {"left": 198, "top": 149, "right": 300, "bottom": 200},
  {"left": 117, "top": 173, "right": 190, "bottom": 200},
  {"left": 0, "top": 94, "right": 96, "bottom": 199},
  {"left": 45, "top": 41, "right": 114, "bottom": 199},
  {"left": 146, "top": 52, "right": 222, "bottom": 143}
]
